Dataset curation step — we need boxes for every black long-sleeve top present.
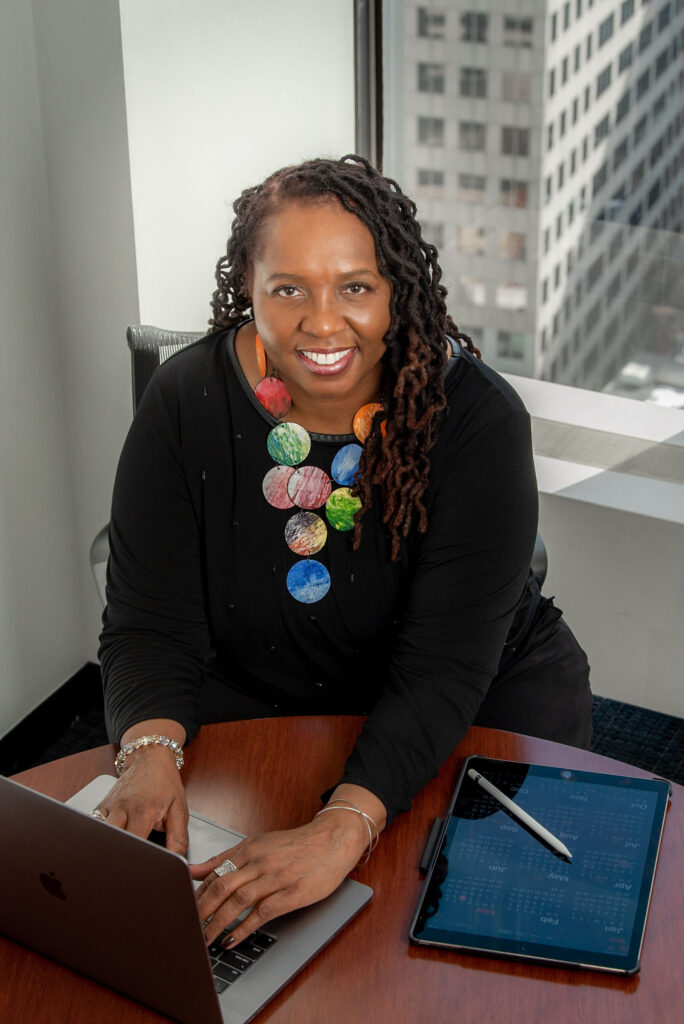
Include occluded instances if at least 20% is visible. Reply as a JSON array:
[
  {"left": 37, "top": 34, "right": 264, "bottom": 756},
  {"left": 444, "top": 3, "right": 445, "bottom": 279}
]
[{"left": 99, "top": 327, "right": 538, "bottom": 823}]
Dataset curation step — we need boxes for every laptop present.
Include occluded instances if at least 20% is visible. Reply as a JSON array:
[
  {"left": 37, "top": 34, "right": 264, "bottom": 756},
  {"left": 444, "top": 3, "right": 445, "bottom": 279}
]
[{"left": 0, "top": 774, "right": 372, "bottom": 1023}]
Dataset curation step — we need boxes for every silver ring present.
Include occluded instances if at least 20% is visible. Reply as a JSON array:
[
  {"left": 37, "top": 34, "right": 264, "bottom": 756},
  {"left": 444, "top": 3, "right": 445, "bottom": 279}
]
[
  {"left": 90, "top": 808, "right": 107, "bottom": 821},
  {"left": 215, "top": 858, "right": 239, "bottom": 877}
]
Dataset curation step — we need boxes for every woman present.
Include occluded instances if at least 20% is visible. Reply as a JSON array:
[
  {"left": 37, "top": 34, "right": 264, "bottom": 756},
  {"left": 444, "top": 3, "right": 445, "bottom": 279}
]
[{"left": 97, "top": 155, "right": 592, "bottom": 949}]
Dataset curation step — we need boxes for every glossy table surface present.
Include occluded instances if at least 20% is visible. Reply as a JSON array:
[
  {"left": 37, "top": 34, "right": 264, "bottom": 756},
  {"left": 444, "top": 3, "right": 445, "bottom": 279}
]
[{"left": 2, "top": 717, "right": 682, "bottom": 1024}]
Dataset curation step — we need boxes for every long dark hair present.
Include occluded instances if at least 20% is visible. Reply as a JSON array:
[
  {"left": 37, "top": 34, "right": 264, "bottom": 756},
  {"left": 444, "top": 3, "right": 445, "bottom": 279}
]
[{"left": 210, "top": 155, "right": 479, "bottom": 560}]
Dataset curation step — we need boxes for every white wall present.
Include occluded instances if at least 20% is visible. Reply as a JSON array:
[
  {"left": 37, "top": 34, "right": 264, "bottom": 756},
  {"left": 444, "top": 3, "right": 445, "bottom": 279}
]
[
  {"left": 0, "top": 0, "right": 355, "bottom": 736},
  {"left": 119, "top": 0, "right": 356, "bottom": 328},
  {"left": 0, "top": 0, "right": 85, "bottom": 731}
]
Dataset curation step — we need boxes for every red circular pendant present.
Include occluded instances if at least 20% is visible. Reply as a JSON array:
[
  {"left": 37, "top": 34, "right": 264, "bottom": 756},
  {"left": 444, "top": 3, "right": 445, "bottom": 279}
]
[{"left": 255, "top": 377, "right": 292, "bottom": 420}]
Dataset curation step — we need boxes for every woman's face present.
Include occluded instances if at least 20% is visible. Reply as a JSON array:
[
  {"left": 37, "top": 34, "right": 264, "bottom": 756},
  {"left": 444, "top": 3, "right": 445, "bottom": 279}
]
[{"left": 248, "top": 199, "right": 392, "bottom": 412}]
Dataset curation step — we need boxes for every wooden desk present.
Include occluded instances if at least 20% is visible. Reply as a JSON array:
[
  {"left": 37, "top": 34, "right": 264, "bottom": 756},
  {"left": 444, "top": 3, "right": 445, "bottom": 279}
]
[{"left": 3, "top": 719, "right": 682, "bottom": 1024}]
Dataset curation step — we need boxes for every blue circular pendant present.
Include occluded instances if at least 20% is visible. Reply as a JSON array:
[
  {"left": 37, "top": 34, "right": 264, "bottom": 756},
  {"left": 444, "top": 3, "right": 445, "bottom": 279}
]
[
  {"left": 286, "top": 559, "right": 331, "bottom": 603},
  {"left": 331, "top": 443, "right": 363, "bottom": 487}
]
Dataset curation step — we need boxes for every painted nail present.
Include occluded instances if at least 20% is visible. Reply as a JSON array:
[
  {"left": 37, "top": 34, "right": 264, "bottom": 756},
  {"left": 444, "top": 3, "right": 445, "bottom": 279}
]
[{"left": 221, "top": 935, "right": 236, "bottom": 949}]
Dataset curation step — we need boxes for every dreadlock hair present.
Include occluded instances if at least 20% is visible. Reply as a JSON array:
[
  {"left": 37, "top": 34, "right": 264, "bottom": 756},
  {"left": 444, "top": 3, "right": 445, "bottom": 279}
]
[{"left": 210, "top": 154, "right": 480, "bottom": 561}]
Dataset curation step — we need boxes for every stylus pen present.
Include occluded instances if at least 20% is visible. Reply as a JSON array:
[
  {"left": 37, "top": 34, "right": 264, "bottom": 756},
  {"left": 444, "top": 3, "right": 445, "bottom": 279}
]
[{"left": 467, "top": 769, "right": 573, "bottom": 861}]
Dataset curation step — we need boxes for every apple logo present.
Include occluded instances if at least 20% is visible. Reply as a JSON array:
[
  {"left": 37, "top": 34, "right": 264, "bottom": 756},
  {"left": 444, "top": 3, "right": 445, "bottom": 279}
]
[{"left": 39, "top": 871, "right": 67, "bottom": 901}]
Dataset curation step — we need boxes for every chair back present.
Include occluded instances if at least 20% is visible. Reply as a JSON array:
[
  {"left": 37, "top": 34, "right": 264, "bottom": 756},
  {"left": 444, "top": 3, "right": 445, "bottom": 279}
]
[{"left": 126, "top": 325, "right": 204, "bottom": 411}]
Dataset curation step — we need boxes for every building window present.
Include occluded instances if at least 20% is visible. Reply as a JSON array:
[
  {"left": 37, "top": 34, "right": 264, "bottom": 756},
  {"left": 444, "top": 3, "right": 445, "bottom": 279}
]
[
  {"left": 619, "top": 43, "right": 634, "bottom": 73},
  {"left": 558, "top": 162, "right": 566, "bottom": 188},
  {"left": 639, "top": 22, "right": 653, "bottom": 53},
  {"left": 417, "top": 168, "right": 445, "bottom": 187},
  {"left": 543, "top": 228, "right": 551, "bottom": 253},
  {"left": 502, "top": 71, "right": 531, "bottom": 102},
  {"left": 616, "top": 92, "right": 631, "bottom": 123},
  {"left": 560, "top": 110, "right": 567, "bottom": 137},
  {"left": 596, "top": 65, "right": 612, "bottom": 97},
  {"left": 634, "top": 115, "right": 648, "bottom": 146},
  {"left": 495, "top": 283, "right": 528, "bottom": 310},
  {"left": 564, "top": 2, "right": 571, "bottom": 29},
  {"left": 500, "top": 179, "right": 528, "bottom": 207},
  {"left": 584, "top": 84, "right": 591, "bottom": 111},
  {"left": 593, "top": 161, "right": 608, "bottom": 196},
  {"left": 418, "top": 63, "right": 446, "bottom": 94},
  {"left": 562, "top": 56, "right": 569, "bottom": 85},
  {"left": 459, "top": 121, "right": 487, "bottom": 151},
  {"left": 583, "top": 135, "right": 589, "bottom": 160},
  {"left": 459, "top": 275, "right": 486, "bottom": 305},
  {"left": 421, "top": 221, "right": 445, "bottom": 248},
  {"left": 568, "top": 199, "right": 575, "bottom": 224},
  {"left": 586, "top": 33, "right": 593, "bottom": 60},
  {"left": 501, "top": 126, "right": 530, "bottom": 156},
  {"left": 650, "top": 136, "right": 663, "bottom": 167},
  {"left": 551, "top": 12, "right": 558, "bottom": 43},
  {"left": 418, "top": 7, "right": 446, "bottom": 38},
  {"left": 458, "top": 173, "right": 486, "bottom": 203},
  {"left": 658, "top": 3, "right": 671, "bottom": 32},
  {"left": 576, "top": 0, "right": 582, "bottom": 17},
  {"left": 648, "top": 179, "right": 661, "bottom": 208},
  {"left": 636, "top": 70, "right": 651, "bottom": 100},
  {"left": 595, "top": 114, "right": 611, "bottom": 146},
  {"left": 500, "top": 231, "right": 527, "bottom": 260},
  {"left": 586, "top": 254, "right": 604, "bottom": 291},
  {"left": 655, "top": 48, "right": 669, "bottom": 78},
  {"left": 613, "top": 137, "right": 629, "bottom": 169},
  {"left": 621, "top": 0, "right": 635, "bottom": 23},
  {"left": 547, "top": 122, "right": 554, "bottom": 150},
  {"left": 575, "top": 44, "right": 581, "bottom": 71},
  {"left": 549, "top": 68, "right": 556, "bottom": 97},
  {"left": 572, "top": 97, "right": 579, "bottom": 124},
  {"left": 652, "top": 91, "right": 666, "bottom": 119},
  {"left": 545, "top": 175, "right": 553, "bottom": 202},
  {"left": 461, "top": 12, "right": 488, "bottom": 42},
  {"left": 460, "top": 67, "right": 487, "bottom": 98},
  {"left": 632, "top": 159, "right": 645, "bottom": 189},
  {"left": 599, "top": 14, "right": 615, "bottom": 46},
  {"left": 503, "top": 17, "right": 534, "bottom": 47},
  {"left": 497, "top": 331, "right": 526, "bottom": 360},
  {"left": 458, "top": 225, "right": 486, "bottom": 255},
  {"left": 418, "top": 117, "right": 445, "bottom": 146},
  {"left": 556, "top": 212, "right": 564, "bottom": 238}
]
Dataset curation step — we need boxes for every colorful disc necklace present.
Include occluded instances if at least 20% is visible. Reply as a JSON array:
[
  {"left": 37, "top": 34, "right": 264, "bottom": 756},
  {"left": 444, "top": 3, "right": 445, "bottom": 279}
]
[{"left": 254, "top": 333, "right": 384, "bottom": 604}]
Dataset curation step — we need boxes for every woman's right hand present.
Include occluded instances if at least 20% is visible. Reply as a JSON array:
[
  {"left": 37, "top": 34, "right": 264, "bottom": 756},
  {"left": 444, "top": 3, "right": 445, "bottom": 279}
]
[{"left": 92, "top": 721, "right": 189, "bottom": 855}]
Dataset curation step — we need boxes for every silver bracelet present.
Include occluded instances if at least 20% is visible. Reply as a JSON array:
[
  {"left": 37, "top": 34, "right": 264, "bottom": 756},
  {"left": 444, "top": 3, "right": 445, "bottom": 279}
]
[
  {"left": 315, "top": 800, "right": 380, "bottom": 865},
  {"left": 114, "top": 734, "right": 184, "bottom": 776}
]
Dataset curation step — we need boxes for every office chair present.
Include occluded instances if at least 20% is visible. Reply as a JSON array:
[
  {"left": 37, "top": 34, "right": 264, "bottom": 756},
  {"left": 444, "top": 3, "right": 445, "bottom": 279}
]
[{"left": 89, "top": 326, "right": 548, "bottom": 605}]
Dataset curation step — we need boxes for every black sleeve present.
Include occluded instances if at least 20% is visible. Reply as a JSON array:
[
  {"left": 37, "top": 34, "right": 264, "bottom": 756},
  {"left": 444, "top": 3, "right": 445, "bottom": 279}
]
[
  {"left": 337, "top": 399, "right": 538, "bottom": 823},
  {"left": 98, "top": 376, "right": 212, "bottom": 744}
]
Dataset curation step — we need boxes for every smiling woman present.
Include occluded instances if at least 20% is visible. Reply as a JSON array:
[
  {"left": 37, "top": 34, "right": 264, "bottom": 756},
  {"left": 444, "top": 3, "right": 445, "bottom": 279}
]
[{"left": 97, "top": 155, "right": 592, "bottom": 952}]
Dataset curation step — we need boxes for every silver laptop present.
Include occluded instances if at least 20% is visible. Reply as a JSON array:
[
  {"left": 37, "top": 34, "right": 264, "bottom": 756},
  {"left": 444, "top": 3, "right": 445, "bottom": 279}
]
[{"left": 0, "top": 774, "right": 372, "bottom": 1024}]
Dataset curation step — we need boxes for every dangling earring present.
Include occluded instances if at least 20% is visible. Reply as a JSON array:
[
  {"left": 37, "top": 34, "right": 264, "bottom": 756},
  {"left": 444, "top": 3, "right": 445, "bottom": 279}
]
[{"left": 254, "top": 332, "right": 291, "bottom": 419}]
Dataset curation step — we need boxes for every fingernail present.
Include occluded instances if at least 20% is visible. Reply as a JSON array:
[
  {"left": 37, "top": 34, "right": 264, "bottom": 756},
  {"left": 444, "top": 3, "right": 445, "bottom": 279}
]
[{"left": 221, "top": 936, "right": 236, "bottom": 949}]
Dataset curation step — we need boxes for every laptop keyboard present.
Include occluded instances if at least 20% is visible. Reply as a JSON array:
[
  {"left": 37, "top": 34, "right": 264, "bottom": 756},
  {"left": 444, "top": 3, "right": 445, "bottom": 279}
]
[{"left": 208, "top": 928, "right": 277, "bottom": 993}]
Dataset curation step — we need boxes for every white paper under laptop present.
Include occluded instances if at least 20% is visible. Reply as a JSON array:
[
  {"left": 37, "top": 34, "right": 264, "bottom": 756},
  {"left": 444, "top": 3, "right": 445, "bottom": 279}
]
[{"left": 0, "top": 774, "right": 372, "bottom": 1024}]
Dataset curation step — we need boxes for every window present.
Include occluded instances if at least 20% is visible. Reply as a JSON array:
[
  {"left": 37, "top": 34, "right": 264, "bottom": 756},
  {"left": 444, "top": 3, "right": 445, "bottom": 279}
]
[
  {"left": 542, "top": 278, "right": 549, "bottom": 304},
  {"left": 459, "top": 275, "right": 486, "bottom": 305},
  {"left": 547, "top": 122, "right": 554, "bottom": 150},
  {"left": 500, "top": 232, "right": 526, "bottom": 260},
  {"left": 551, "top": 12, "right": 558, "bottom": 43},
  {"left": 585, "top": 84, "right": 591, "bottom": 111},
  {"left": 461, "top": 12, "right": 488, "bottom": 42},
  {"left": 634, "top": 115, "right": 648, "bottom": 146},
  {"left": 560, "top": 110, "right": 567, "bottom": 137},
  {"left": 572, "top": 97, "right": 579, "bottom": 124},
  {"left": 421, "top": 221, "right": 445, "bottom": 248},
  {"left": 583, "top": 135, "right": 589, "bottom": 160},
  {"left": 632, "top": 159, "right": 646, "bottom": 189},
  {"left": 417, "top": 168, "right": 445, "bottom": 187},
  {"left": 648, "top": 178, "right": 661, "bottom": 208},
  {"left": 562, "top": 56, "right": 569, "bottom": 85},
  {"left": 502, "top": 71, "right": 531, "bottom": 102},
  {"left": 576, "top": 0, "right": 582, "bottom": 16},
  {"left": 652, "top": 91, "right": 666, "bottom": 119},
  {"left": 497, "top": 331, "right": 526, "bottom": 359},
  {"left": 458, "top": 173, "right": 486, "bottom": 203},
  {"left": 658, "top": 3, "right": 671, "bottom": 31},
  {"left": 636, "top": 69, "right": 651, "bottom": 102},
  {"left": 593, "top": 160, "right": 608, "bottom": 195},
  {"left": 549, "top": 68, "right": 556, "bottom": 97},
  {"left": 500, "top": 179, "right": 528, "bottom": 207},
  {"left": 570, "top": 147, "right": 577, "bottom": 174},
  {"left": 495, "top": 283, "right": 527, "bottom": 310},
  {"left": 655, "top": 48, "right": 669, "bottom": 78},
  {"left": 459, "top": 121, "right": 486, "bottom": 151},
  {"left": 599, "top": 14, "right": 615, "bottom": 46},
  {"left": 621, "top": 0, "right": 635, "bottom": 23},
  {"left": 639, "top": 22, "right": 653, "bottom": 52},
  {"left": 457, "top": 225, "right": 485, "bottom": 254},
  {"left": 418, "top": 7, "right": 445, "bottom": 38},
  {"left": 575, "top": 44, "right": 581, "bottom": 71},
  {"left": 568, "top": 199, "right": 575, "bottom": 224},
  {"left": 597, "top": 65, "right": 612, "bottom": 98},
  {"left": 619, "top": 43, "right": 634, "bottom": 73},
  {"left": 556, "top": 212, "right": 564, "bottom": 238},
  {"left": 501, "top": 126, "right": 530, "bottom": 156},
  {"left": 586, "top": 33, "right": 593, "bottom": 60},
  {"left": 543, "top": 228, "right": 551, "bottom": 254},
  {"left": 650, "top": 136, "right": 664, "bottom": 167},
  {"left": 558, "top": 162, "right": 566, "bottom": 188},
  {"left": 595, "top": 114, "right": 611, "bottom": 145},
  {"left": 586, "top": 255, "right": 604, "bottom": 290},
  {"left": 418, "top": 117, "right": 445, "bottom": 146},
  {"left": 460, "top": 67, "right": 487, "bottom": 98},
  {"left": 545, "top": 174, "right": 553, "bottom": 202},
  {"left": 503, "top": 17, "right": 533, "bottom": 47},
  {"left": 418, "top": 63, "right": 445, "bottom": 94},
  {"left": 616, "top": 92, "right": 631, "bottom": 123},
  {"left": 564, "top": 2, "right": 571, "bottom": 29},
  {"left": 614, "top": 137, "right": 629, "bottom": 169}
]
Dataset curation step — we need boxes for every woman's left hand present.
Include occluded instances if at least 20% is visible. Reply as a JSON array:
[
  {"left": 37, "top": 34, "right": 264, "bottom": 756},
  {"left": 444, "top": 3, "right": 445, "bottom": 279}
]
[{"left": 191, "top": 811, "right": 369, "bottom": 947}]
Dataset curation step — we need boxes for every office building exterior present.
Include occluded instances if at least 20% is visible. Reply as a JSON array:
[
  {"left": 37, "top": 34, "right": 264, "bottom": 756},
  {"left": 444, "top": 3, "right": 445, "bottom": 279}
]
[{"left": 384, "top": 0, "right": 684, "bottom": 392}]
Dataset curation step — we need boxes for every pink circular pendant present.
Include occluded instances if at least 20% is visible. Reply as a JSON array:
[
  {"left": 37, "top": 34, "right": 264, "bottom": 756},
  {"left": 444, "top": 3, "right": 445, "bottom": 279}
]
[
  {"left": 287, "top": 465, "right": 332, "bottom": 510},
  {"left": 255, "top": 377, "right": 292, "bottom": 420},
  {"left": 262, "top": 465, "right": 296, "bottom": 509}
]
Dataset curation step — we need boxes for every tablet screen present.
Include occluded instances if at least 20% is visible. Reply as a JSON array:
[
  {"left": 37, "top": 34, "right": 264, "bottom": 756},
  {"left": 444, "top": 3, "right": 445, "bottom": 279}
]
[{"left": 410, "top": 757, "right": 670, "bottom": 973}]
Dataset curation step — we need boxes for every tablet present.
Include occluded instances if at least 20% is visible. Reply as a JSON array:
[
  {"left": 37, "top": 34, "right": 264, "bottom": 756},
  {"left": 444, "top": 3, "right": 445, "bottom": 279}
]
[{"left": 409, "top": 755, "right": 671, "bottom": 973}]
